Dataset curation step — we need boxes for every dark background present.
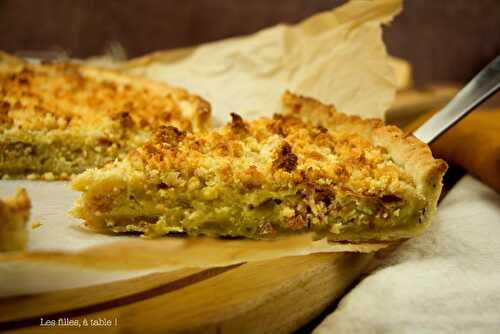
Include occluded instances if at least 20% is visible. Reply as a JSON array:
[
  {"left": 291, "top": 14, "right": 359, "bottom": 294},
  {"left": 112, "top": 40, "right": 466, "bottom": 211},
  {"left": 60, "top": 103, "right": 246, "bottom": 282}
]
[{"left": 1, "top": 0, "right": 499, "bottom": 86}]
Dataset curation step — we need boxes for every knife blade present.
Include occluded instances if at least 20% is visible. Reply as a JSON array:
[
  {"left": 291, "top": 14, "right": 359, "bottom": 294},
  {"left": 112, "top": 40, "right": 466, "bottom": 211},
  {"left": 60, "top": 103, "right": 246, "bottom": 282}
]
[{"left": 413, "top": 54, "right": 500, "bottom": 144}]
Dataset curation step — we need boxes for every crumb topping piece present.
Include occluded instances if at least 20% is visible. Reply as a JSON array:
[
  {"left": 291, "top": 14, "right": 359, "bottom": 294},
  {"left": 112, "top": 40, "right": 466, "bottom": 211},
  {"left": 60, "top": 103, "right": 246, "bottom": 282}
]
[{"left": 272, "top": 141, "right": 298, "bottom": 172}]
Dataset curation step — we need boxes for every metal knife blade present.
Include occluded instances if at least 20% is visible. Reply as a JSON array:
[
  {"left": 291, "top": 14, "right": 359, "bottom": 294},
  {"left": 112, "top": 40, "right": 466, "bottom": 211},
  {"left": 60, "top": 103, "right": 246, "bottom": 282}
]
[{"left": 413, "top": 54, "right": 500, "bottom": 145}]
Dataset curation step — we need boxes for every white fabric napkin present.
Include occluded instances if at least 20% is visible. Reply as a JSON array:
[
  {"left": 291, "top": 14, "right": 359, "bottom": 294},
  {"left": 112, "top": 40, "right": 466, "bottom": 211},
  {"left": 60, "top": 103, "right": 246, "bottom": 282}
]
[{"left": 314, "top": 175, "right": 500, "bottom": 333}]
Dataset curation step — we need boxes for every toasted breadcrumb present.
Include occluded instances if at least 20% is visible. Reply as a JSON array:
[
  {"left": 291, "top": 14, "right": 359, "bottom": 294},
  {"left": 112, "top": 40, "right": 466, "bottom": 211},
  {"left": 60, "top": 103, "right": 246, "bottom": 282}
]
[{"left": 31, "top": 220, "right": 42, "bottom": 229}]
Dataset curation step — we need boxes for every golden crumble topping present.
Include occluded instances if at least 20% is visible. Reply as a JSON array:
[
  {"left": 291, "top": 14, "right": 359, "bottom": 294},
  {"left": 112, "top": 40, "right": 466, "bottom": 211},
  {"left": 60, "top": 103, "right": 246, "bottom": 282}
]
[
  {"left": 0, "top": 63, "right": 210, "bottom": 133},
  {"left": 129, "top": 114, "right": 416, "bottom": 199}
]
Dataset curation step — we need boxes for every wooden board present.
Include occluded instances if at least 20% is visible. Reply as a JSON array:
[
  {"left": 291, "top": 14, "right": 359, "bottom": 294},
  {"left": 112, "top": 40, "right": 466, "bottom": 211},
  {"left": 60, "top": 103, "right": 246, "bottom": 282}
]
[
  {"left": 0, "top": 86, "right": 459, "bottom": 333},
  {"left": 0, "top": 253, "right": 374, "bottom": 333}
]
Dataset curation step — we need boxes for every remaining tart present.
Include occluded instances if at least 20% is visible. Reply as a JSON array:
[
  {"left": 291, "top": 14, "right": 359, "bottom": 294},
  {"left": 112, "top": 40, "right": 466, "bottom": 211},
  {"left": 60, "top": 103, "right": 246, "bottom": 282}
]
[
  {"left": 0, "top": 189, "right": 31, "bottom": 252},
  {"left": 71, "top": 92, "right": 447, "bottom": 242},
  {"left": 0, "top": 61, "right": 211, "bottom": 179}
]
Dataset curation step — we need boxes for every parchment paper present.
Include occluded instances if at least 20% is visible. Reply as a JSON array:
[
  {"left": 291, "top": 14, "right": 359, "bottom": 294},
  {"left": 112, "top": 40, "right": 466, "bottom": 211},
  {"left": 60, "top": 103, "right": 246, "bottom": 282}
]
[
  {"left": 92, "top": 0, "right": 401, "bottom": 124},
  {"left": 0, "top": 0, "right": 401, "bottom": 296}
]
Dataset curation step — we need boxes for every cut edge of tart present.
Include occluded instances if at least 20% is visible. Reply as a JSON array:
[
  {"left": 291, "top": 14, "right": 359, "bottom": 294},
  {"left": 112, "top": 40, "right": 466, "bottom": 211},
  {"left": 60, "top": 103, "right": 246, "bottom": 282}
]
[
  {"left": 0, "top": 188, "right": 31, "bottom": 252},
  {"left": 70, "top": 91, "right": 447, "bottom": 243},
  {"left": 280, "top": 91, "right": 448, "bottom": 241},
  {"left": 0, "top": 59, "right": 211, "bottom": 180}
]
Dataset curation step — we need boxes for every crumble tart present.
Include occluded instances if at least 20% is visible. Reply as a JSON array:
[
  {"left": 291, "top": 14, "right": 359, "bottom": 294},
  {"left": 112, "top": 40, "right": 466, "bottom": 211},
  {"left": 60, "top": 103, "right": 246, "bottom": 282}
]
[
  {"left": 71, "top": 92, "right": 447, "bottom": 242},
  {"left": 0, "top": 61, "right": 211, "bottom": 179},
  {"left": 0, "top": 188, "right": 31, "bottom": 251}
]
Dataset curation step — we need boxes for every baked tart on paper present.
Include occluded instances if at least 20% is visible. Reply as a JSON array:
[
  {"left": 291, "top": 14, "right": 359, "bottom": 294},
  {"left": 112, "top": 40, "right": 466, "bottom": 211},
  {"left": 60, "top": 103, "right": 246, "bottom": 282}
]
[
  {"left": 0, "top": 61, "right": 211, "bottom": 179},
  {"left": 0, "top": 189, "right": 31, "bottom": 252},
  {"left": 71, "top": 92, "right": 447, "bottom": 242}
]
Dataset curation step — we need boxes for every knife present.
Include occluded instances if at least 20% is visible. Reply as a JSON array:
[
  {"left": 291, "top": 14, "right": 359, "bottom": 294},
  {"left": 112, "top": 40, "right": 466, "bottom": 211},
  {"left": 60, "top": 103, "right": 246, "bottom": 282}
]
[{"left": 413, "top": 54, "right": 500, "bottom": 144}]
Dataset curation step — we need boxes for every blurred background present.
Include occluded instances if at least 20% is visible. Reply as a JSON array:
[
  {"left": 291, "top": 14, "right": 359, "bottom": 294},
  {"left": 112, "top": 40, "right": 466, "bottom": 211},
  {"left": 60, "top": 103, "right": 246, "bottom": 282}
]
[{"left": 0, "top": 0, "right": 499, "bottom": 86}]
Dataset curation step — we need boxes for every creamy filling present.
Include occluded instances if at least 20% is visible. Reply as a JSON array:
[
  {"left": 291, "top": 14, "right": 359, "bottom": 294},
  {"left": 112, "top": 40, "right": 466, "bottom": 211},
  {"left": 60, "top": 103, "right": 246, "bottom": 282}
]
[
  {"left": 74, "top": 181, "right": 424, "bottom": 240},
  {"left": 0, "top": 141, "right": 125, "bottom": 175}
]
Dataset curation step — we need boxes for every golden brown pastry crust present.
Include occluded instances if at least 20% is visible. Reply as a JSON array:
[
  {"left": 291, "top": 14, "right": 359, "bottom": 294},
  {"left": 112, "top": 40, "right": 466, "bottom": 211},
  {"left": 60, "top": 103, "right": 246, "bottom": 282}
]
[
  {"left": 0, "top": 189, "right": 31, "bottom": 252},
  {"left": 281, "top": 91, "right": 448, "bottom": 237}
]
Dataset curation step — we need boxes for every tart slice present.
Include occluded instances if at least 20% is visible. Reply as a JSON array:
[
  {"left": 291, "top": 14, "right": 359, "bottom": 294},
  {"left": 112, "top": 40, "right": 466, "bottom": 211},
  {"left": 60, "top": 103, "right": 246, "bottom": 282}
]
[
  {"left": 71, "top": 92, "right": 447, "bottom": 242},
  {"left": 0, "top": 60, "right": 210, "bottom": 179},
  {"left": 0, "top": 189, "right": 31, "bottom": 252}
]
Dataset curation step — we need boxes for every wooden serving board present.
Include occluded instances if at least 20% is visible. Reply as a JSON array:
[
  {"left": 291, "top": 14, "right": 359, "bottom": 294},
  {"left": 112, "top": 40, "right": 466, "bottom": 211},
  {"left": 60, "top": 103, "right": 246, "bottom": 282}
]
[
  {"left": 0, "top": 87, "right": 459, "bottom": 333},
  {"left": 0, "top": 253, "right": 375, "bottom": 333}
]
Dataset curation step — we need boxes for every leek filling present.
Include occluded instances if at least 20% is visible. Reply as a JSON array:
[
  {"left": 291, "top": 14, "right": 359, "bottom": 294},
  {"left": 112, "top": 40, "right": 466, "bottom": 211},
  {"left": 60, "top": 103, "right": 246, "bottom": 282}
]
[
  {"left": 78, "top": 181, "right": 422, "bottom": 239},
  {"left": 0, "top": 141, "right": 123, "bottom": 175}
]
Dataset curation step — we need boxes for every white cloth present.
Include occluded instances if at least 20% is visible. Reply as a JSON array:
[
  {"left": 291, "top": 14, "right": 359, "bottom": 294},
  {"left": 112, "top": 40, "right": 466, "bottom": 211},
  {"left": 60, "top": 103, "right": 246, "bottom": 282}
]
[{"left": 314, "top": 175, "right": 500, "bottom": 334}]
